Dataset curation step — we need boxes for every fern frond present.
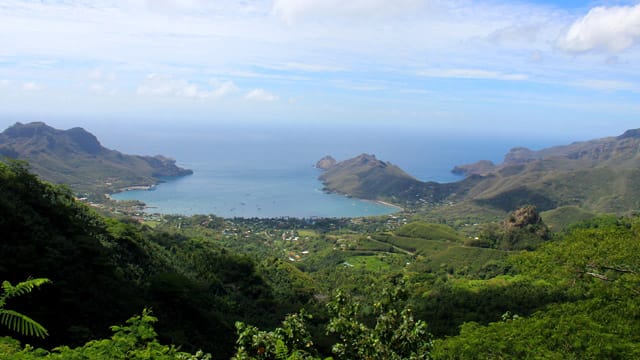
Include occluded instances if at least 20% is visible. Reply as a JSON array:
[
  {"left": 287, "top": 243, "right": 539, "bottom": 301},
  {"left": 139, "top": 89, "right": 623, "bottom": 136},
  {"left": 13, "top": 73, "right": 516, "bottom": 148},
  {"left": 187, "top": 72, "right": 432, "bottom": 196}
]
[
  {"left": 0, "top": 309, "right": 49, "bottom": 338},
  {"left": 1, "top": 278, "right": 51, "bottom": 300}
]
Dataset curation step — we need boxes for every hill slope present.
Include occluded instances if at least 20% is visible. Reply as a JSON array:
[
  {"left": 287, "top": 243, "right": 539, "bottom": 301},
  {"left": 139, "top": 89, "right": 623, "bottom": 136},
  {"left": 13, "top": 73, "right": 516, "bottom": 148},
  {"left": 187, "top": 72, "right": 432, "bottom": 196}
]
[
  {"left": 0, "top": 160, "right": 312, "bottom": 357},
  {"left": 318, "top": 153, "right": 481, "bottom": 205},
  {"left": 321, "top": 129, "right": 640, "bottom": 216},
  {"left": 0, "top": 122, "right": 192, "bottom": 195},
  {"left": 319, "top": 154, "right": 423, "bottom": 199},
  {"left": 452, "top": 128, "right": 640, "bottom": 213}
]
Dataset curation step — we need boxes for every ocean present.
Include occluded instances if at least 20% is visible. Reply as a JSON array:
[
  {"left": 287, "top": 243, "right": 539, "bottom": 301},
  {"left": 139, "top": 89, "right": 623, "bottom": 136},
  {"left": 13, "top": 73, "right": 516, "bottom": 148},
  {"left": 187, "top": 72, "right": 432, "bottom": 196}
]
[{"left": 106, "top": 123, "right": 567, "bottom": 218}]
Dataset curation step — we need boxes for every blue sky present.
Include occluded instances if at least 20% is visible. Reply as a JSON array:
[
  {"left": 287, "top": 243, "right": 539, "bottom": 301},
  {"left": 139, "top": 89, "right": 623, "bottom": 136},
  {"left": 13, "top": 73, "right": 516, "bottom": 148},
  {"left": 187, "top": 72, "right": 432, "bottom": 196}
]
[{"left": 1, "top": 0, "right": 640, "bottom": 138}]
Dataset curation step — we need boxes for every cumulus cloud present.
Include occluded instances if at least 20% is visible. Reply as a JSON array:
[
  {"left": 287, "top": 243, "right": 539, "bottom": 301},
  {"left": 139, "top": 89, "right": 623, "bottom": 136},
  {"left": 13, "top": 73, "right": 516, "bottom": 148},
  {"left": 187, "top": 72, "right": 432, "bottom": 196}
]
[
  {"left": 245, "top": 88, "right": 278, "bottom": 102},
  {"left": 272, "top": 0, "right": 426, "bottom": 24},
  {"left": 559, "top": 4, "right": 640, "bottom": 53},
  {"left": 137, "top": 74, "right": 238, "bottom": 99},
  {"left": 418, "top": 68, "right": 528, "bottom": 81},
  {"left": 209, "top": 79, "right": 239, "bottom": 97}
]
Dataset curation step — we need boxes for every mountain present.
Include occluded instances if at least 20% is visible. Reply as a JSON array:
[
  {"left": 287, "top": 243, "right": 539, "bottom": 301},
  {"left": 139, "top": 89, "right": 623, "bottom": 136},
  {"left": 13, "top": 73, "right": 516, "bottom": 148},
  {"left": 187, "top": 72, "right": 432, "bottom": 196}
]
[
  {"left": 315, "top": 155, "right": 337, "bottom": 170},
  {"left": 0, "top": 122, "right": 192, "bottom": 195},
  {"left": 320, "top": 128, "right": 640, "bottom": 216},
  {"left": 450, "top": 128, "right": 640, "bottom": 213},
  {"left": 454, "top": 129, "right": 640, "bottom": 176},
  {"left": 319, "top": 153, "right": 423, "bottom": 200},
  {"left": 317, "top": 153, "right": 481, "bottom": 205}
]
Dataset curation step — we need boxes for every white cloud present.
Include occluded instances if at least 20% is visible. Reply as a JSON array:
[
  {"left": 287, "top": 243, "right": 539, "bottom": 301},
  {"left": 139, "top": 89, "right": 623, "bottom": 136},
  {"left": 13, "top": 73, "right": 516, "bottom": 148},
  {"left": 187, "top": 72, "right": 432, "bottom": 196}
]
[
  {"left": 137, "top": 74, "right": 239, "bottom": 99},
  {"left": 488, "top": 25, "right": 540, "bottom": 46},
  {"left": 88, "top": 69, "right": 118, "bottom": 95},
  {"left": 332, "top": 80, "right": 387, "bottom": 91},
  {"left": 245, "top": 88, "right": 278, "bottom": 102},
  {"left": 209, "top": 79, "right": 239, "bottom": 97},
  {"left": 1, "top": 0, "right": 639, "bottom": 127},
  {"left": 418, "top": 68, "right": 529, "bottom": 81},
  {"left": 576, "top": 79, "right": 638, "bottom": 92},
  {"left": 123, "top": 0, "right": 265, "bottom": 16},
  {"left": 272, "top": 0, "right": 427, "bottom": 24},
  {"left": 273, "top": 62, "right": 346, "bottom": 73},
  {"left": 22, "top": 82, "right": 43, "bottom": 91},
  {"left": 89, "top": 83, "right": 118, "bottom": 96},
  {"left": 139, "top": 0, "right": 207, "bottom": 12},
  {"left": 0, "top": 80, "right": 10, "bottom": 87},
  {"left": 88, "top": 69, "right": 116, "bottom": 82},
  {"left": 559, "top": 4, "right": 640, "bottom": 53}
]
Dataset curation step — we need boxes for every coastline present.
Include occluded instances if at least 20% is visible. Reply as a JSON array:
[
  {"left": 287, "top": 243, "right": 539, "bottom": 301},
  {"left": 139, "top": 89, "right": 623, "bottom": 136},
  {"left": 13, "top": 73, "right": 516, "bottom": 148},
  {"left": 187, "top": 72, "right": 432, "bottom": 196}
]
[
  {"left": 319, "top": 185, "right": 404, "bottom": 213},
  {"left": 118, "top": 184, "right": 156, "bottom": 192},
  {"left": 375, "top": 200, "right": 404, "bottom": 212}
]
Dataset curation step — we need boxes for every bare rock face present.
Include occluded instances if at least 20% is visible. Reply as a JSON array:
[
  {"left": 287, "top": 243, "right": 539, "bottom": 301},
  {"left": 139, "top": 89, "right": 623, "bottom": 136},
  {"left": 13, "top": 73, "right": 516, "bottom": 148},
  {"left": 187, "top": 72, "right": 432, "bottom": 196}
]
[
  {"left": 316, "top": 155, "right": 337, "bottom": 170},
  {"left": 505, "top": 205, "right": 543, "bottom": 230}
]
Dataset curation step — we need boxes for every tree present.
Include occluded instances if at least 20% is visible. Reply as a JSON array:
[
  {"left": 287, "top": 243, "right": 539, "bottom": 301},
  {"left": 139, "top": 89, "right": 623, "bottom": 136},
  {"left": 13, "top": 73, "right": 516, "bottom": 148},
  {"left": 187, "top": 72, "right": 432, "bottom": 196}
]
[
  {"left": 326, "top": 287, "right": 432, "bottom": 360},
  {"left": 0, "top": 278, "right": 50, "bottom": 338},
  {"left": 0, "top": 309, "right": 212, "bottom": 359},
  {"left": 232, "top": 286, "right": 433, "bottom": 360},
  {"left": 233, "top": 310, "right": 316, "bottom": 360}
]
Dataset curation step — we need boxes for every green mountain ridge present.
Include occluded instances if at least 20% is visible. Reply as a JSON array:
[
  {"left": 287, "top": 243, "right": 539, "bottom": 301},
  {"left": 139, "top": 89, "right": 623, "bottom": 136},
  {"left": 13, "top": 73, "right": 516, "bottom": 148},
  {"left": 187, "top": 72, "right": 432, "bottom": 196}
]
[
  {"left": 2, "top": 146, "right": 640, "bottom": 359},
  {"left": 320, "top": 128, "right": 640, "bottom": 215},
  {"left": 319, "top": 153, "right": 422, "bottom": 199},
  {"left": 318, "top": 153, "right": 481, "bottom": 206},
  {"left": 0, "top": 160, "right": 312, "bottom": 357},
  {"left": 0, "top": 122, "right": 193, "bottom": 195}
]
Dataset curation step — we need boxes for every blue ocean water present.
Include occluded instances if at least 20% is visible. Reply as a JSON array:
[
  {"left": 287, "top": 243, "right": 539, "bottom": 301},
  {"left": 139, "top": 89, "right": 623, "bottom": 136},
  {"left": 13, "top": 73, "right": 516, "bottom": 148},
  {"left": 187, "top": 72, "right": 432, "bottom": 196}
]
[{"left": 107, "top": 123, "right": 566, "bottom": 218}]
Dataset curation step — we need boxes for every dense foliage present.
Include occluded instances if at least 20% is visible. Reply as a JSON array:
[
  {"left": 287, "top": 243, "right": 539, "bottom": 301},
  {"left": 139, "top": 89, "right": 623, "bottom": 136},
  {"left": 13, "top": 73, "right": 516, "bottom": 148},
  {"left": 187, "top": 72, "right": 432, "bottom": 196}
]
[
  {"left": 0, "top": 160, "right": 311, "bottom": 357},
  {"left": 2, "top": 159, "right": 640, "bottom": 359},
  {"left": 433, "top": 216, "right": 640, "bottom": 358},
  {"left": 0, "top": 278, "right": 51, "bottom": 338},
  {"left": 0, "top": 309, "right": 209, "bottom": 360}
]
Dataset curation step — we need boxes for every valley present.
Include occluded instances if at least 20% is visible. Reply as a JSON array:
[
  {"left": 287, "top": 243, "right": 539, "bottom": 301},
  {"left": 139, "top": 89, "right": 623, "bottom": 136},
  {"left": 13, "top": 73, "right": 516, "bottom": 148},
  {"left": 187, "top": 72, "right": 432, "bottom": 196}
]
[{"left": 1, "top": 123, "right": 640, "bottom": 359}]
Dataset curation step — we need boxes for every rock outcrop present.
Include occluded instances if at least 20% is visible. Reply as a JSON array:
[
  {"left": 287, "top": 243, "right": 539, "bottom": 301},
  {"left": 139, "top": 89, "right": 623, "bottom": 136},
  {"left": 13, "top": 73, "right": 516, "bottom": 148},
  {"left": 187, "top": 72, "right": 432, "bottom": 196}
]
[{"left": 315, "top": 155, "right": 337, "bottom": 170}]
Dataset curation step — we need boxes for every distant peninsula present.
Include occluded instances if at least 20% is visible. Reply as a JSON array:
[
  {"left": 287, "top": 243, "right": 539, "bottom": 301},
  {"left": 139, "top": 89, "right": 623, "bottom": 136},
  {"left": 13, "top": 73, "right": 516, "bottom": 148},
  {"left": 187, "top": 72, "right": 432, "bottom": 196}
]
[
  {"left": 0, "top": 122, "right": 192, "bottom": 196},
  {"left": 316, "top": 153, "right": 464, "bottom": 207},
  {"left": 315, "top": 155, "right": 337, "bottom": 170},
  {"left": 319, "top": 127, "right": 640, "bottom": 215}
]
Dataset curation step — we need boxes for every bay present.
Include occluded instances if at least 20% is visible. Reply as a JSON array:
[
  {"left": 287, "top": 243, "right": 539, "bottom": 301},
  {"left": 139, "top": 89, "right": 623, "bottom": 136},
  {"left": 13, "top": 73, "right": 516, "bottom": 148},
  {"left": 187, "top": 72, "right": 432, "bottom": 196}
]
[{"left": 107, "top": 123, "right": 568, "bottom": 218}]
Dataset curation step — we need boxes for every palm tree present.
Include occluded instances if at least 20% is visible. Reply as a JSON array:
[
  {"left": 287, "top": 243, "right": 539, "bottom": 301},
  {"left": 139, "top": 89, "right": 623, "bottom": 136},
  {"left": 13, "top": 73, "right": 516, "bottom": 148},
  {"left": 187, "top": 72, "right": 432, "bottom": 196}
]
[{"left": 0, "top": 278, "right": 51, "bottom": 338}]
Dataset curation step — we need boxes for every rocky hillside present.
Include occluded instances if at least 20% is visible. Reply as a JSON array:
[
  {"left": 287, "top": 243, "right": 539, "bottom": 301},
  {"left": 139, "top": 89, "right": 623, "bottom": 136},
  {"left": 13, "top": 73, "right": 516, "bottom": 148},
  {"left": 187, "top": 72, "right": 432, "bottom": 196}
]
[
  {"left": 320, "top": 128, "right": 640, "bottom": 216},
  {"left": 0, "top": 122, "right": 192, "bottom": 195},
  {"left": 315, "top": 155, "right": 337, "bottom": 170},
  {"left": 317, "top": 153, "right": 480, "bottom": 205},
  {"left": 449, "top": 128, "right": 640, "bottom": 213}
]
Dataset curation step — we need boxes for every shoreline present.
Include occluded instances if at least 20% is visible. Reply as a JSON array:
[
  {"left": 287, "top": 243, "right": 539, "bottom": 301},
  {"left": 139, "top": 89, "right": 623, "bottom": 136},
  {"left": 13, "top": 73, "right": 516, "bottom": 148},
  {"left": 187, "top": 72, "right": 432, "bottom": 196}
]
[
  {"left": 374, "top": 200, "right": 405, "bottom": 212},
  {"left": 320, "top": 186, "right": 404, "bottom": 213}
]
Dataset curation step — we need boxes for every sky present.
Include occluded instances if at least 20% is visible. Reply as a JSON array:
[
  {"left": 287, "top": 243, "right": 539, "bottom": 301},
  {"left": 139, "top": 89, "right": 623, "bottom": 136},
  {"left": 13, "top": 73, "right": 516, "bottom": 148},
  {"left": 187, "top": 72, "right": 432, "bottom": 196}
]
[{"left": 1, "top": 0, "right": 640, "bottom": 138}]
